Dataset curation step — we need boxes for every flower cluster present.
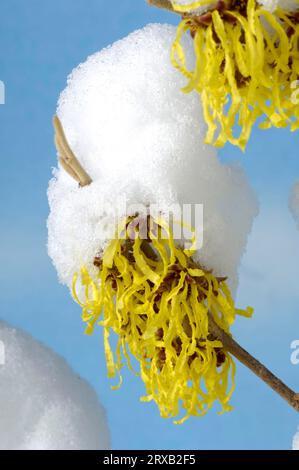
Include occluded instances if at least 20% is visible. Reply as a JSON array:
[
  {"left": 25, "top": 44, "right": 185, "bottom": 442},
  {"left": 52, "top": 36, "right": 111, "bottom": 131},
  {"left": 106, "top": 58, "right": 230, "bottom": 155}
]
[
  {"left": 73, "top": 216, "right": 253, "bottom": 423},
  {"left": 172, "top": 0, "right": 299, "bottom": 149}
]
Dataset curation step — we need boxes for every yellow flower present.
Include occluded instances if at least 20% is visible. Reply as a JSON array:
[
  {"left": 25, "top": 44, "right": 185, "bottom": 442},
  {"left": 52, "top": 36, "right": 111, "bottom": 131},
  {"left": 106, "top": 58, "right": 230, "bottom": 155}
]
[
  {"left": 72, "top": 216, "right": 253, "bottom": 423},
  {"left": 171, "top": 0, "right": 299, "bottom": 149}
]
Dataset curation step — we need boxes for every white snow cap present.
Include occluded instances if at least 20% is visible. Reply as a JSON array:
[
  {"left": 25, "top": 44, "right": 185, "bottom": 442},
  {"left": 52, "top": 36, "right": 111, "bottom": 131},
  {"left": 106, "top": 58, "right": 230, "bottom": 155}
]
[
  {"left": 0, "top": 321, "right": 110, "bottom": 450},
  {"left": 259, "top": 0, "right": 299, "bottom": 12},
  {"left": 48, "top": 23, "right": 258, "bottom": 291},
  {"left": 171, "top": 0, "right": 299, "bottom": 13},
  {"left": 289, "top": 181, "right": 299, "bottom": 230},
  {"left": 293, "top": 427, "right": 299, "bottom": 449}
]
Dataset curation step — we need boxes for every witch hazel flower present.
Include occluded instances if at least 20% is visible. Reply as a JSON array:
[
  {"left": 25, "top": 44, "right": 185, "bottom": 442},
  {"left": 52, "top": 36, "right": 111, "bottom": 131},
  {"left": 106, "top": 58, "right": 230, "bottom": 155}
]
[
  {"left": 156, "top": 0, "right": 299, "bottom": 149},
  {"left": 48, "top": 23, "right": 299, "bottom": 423}
]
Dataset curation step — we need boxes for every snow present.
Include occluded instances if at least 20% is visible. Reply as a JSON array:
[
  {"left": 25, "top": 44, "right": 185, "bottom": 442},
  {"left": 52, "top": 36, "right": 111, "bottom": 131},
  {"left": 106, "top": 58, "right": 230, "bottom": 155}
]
[
  {"left": 48, "top": 23, "right": 258, "bottom": 293},
  {"left": 0, "top": 321, "right": 110, "bottom": 450},
  {"left": 260, "top": 0, "right": 299, "bottom": 11}
]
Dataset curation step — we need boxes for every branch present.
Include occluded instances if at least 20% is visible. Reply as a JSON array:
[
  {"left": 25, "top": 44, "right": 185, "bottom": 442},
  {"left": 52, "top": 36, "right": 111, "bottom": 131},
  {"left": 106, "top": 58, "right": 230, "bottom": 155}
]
[
  {"left": 53, "top": 116, "right": 299, "bottom": 413},
  {"left": 53, "top": 115, "right": 93, "bottom": 187},
  {"left": 208, "top": 313, "right": 299, "bottom": 412}
]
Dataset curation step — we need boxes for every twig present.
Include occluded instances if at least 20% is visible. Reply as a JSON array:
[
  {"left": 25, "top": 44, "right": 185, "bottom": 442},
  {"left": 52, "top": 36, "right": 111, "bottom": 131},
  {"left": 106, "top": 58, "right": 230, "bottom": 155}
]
[
  {"left": 53, "top": 115, "right": 299, "bottom": 413},
  {"left": 53, "top": 115, "right": 93, "bottom": 187},
  {"left": 208, "top": 313, "right": 299, "bottom": 412}
]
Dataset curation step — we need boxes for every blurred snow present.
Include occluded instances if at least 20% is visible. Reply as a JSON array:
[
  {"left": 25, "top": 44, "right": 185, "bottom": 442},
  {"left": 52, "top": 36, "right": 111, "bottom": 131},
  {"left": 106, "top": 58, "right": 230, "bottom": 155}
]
[{"left": 0, "top": 321, "right": 110, "bottom": 450}]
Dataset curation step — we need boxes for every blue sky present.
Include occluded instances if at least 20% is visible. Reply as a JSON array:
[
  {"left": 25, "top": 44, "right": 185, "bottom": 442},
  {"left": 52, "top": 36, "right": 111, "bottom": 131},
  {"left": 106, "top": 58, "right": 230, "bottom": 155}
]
[{"left": 0, "top": 0, "right": 299, "bottom": 450}]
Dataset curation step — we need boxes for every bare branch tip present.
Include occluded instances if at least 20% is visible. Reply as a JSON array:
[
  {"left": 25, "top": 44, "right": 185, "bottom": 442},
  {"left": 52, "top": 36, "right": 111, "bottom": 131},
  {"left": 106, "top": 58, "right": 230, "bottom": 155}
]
[{"left": 52, "top": 114, "right": 93, "bottom": 187}]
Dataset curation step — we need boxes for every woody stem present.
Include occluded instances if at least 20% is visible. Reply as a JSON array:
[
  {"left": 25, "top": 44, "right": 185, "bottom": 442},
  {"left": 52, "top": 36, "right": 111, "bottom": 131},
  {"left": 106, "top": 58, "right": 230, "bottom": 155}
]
[{"left": 208, "top": 313, "right": 299, "bottom": 413}]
